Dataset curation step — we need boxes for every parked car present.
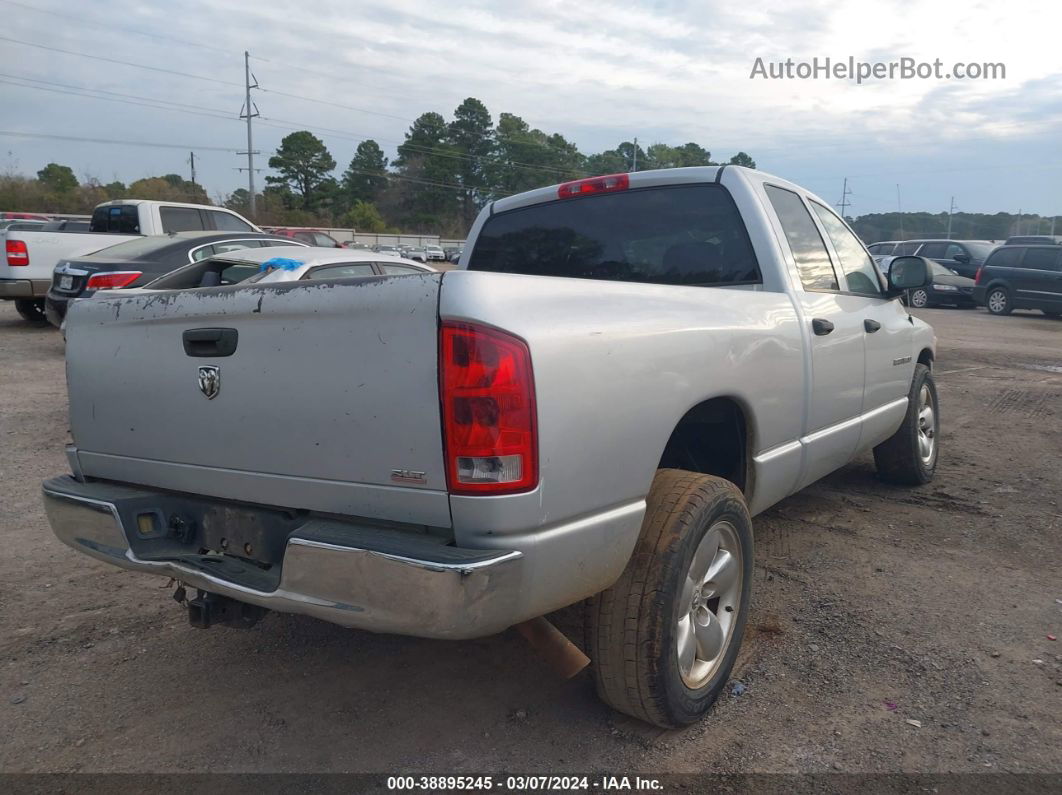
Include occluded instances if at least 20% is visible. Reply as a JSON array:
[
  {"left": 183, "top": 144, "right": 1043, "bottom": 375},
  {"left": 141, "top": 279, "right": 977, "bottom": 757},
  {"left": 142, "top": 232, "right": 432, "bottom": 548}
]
[
  {"left": 250, "top": 249, "right": 434, "bottom": 284},
  {"left": 2, "top": 199, "right": 258, "bottom": 323},
  {"left": 879, "top": 257, "right": 976, "bottom": 308},
  {"left": 43, "top": 166, "right": 936, "bottom": 729},
  {"left": 973, "top": 244, "right": 1062, "bottom": 317},
  {"left": 142, "top": 246, "right": 433, "bottom": 291},
  {"left": 268, "top": 228, "right": 343, "bottom": 248},
  {"left": 424, "top": 244, "right": 446, "bottom": 261},
  {"left": 0, "top": 212, "right": 50, "bottom": 222},
  {"left": 373, "top": 244, "right": 402, "bottom": 255},
  {"left": 866, "top": 240, "right": 901, "bottom": 256},
  {"left": 886, "top": 239, "right": 998, "bottom": 279},
  {"left": 1004, "top": 235, "right": 1062, "bottom": 246},
  {"left": 44, "top": 232, "right": 303, "bottom": 328},
  {"left": 403, "top": 247, "right": 428, "bottom": 263}
]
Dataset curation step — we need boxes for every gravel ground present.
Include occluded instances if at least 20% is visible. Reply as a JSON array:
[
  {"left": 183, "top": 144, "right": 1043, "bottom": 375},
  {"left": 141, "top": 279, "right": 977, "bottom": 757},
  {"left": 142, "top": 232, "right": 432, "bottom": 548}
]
[{"left": 0, "top": 300, "right": 1059, "bottom": 775}]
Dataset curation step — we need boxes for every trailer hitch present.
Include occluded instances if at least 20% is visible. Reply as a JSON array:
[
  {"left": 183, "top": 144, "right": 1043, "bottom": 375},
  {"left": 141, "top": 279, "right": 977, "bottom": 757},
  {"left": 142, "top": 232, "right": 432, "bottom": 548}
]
[{"left": 186, "top": 590, "right": 269, "bottom": 629}]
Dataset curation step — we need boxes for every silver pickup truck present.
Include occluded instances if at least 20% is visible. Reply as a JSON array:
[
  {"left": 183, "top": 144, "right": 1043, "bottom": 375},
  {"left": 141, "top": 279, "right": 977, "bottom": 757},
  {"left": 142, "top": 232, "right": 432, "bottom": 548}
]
[{"left": 42, "top": 166, "right": 938, "bottom": 727}]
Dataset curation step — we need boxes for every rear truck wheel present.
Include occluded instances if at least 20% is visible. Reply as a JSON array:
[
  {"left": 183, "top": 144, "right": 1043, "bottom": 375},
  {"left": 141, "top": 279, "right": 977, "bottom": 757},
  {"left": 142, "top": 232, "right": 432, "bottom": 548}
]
[
  {"left": 874, "top": 363, "right": 939, "bottom": 485},
  {"left": 586, "top": 469, "right": 753, "bottom": 728},
  {"left": 14, "top": 298, "right": 47, "bottom": 324},
  {"left": 986, "top": 287, "right": 1012, "bottom": 315},
  {"left": 909, "top": 288, "right": 930, "bottom": 308}
]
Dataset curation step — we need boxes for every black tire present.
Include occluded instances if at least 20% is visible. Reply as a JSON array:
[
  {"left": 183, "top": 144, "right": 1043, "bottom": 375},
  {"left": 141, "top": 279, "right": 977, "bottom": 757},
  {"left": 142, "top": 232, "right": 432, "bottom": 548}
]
[
  {"left": 985, "top": 287, "right": 1012, "bottom": 315},
  {"left": 1042, "top": 310, "right": 1061, "bottom": 319},
  {"left": 909, "top": 288, "right": 931, "bottom": 309},
  {"left": 14, "top": 298, "right": 47, "bottom": 324},
  {"left": 874, "top": 364, "right": 939, "bottom": 485},
  {"left": 586, "top": 469, "right": 754, "bottom": 728}
]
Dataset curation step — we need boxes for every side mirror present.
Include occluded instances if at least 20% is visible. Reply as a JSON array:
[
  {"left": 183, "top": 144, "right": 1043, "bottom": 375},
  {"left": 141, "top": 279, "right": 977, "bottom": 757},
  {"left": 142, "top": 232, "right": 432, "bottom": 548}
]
[
  {"left": 887, "top": 256, "right": 931, "bottom": 296},
  {"left": 953, "top": 252, "right": 971, "bottom": 263}
]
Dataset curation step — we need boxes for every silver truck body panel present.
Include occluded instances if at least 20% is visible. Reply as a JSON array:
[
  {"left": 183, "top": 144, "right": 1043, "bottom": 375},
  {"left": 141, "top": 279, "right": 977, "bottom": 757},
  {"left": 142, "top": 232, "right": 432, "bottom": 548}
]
[
  {"left": 65, "top": 274, "right": 451, "bottom": 527},
  {"left": 47, "top": 166, "right": 936, "bottom": 638}
]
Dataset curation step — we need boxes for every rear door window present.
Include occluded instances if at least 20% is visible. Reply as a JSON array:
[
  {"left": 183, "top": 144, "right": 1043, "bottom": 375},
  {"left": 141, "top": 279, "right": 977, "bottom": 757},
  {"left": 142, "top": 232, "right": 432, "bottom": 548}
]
[
  {"left": 302, "top": 263, "right": 376, "bottom": 280},
  {"left": 378, "top": 263, "right": 420, "bottom": 274},
  {"left": 893, "top": 242, "right": 920, "bottom": 255},
  {"left": 313, "top": 233, "right": 338, "bottom": 247},
  {"left": 160, "top": 207, "right": 206, "bottom": 232},
  {"left": 918, "top": 242, "right": 948, "bottom": 258},
  {"left": 764, "top": 185, "right": 838, "bottom": 291},
  {"left": 207, "top": 211, "right": 254, "bottom": 232},
  {"left": 468, "top": 184, "right": 761, "bottom": 286},
  {"left": 986, "top": 247, "right": 1023, "bottom": 268},
  {"left": 1022, "top": 247, "right": 1062, "bottom": 271}
]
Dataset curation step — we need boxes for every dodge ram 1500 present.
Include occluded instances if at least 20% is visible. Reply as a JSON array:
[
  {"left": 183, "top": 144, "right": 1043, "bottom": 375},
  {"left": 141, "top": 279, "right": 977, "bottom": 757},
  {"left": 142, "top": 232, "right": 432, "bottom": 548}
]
[{"left": 42, "top": 166, "right": 938, "bottom": 727}]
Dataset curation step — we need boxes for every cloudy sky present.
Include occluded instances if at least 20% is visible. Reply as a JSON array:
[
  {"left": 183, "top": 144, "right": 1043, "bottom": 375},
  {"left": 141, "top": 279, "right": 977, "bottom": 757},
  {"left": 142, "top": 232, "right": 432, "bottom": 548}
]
[{"left": 2, "top": 0, "right": 1060, "bottom": 219}]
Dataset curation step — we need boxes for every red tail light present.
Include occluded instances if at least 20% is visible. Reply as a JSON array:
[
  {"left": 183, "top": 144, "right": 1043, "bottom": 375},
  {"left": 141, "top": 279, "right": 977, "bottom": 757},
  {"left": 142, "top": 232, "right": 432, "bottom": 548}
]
[
  {"left": 439, "top": 320, "right": 537, "bottom": 495},
  {"left": 86, "top": 271, "right": 142, "bottom": 289},
  {"left": 6, "top": 239, "right": 28, "bottom": 266},
  {"left": 974, "top": 267, "right": 983, "bottom": 285},
  {"left": 557, "top": 173, "right": 629, "bottom": 199}
]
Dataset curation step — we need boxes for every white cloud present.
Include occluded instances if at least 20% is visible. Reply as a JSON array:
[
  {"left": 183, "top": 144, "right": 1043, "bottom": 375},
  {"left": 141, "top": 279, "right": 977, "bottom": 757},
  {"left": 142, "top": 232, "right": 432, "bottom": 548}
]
[{"left": 1, "top": 0, "right": 1059, "bottom": 214}]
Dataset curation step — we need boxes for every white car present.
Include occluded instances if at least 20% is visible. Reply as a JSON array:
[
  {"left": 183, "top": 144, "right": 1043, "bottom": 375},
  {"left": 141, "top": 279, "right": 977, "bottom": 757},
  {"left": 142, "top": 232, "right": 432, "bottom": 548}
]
[{"left": 245, "top": 247, "right": 435, "bottom": 283}]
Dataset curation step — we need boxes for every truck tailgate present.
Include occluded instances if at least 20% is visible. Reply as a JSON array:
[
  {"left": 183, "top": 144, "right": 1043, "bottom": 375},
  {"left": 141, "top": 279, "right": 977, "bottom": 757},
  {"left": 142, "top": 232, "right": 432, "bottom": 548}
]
[{"left": 64, "top": 274, "right": 451, "bottom": 526}]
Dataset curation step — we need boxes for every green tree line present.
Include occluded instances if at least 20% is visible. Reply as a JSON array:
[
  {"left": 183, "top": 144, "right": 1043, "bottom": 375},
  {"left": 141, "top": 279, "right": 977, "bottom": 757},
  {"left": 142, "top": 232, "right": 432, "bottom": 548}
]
[
  {"left": 849, "top": 211, "right": 1057, "bottom": 244},
  {"left": 227, "top": 97, "right": 758, "bottom": 235}
]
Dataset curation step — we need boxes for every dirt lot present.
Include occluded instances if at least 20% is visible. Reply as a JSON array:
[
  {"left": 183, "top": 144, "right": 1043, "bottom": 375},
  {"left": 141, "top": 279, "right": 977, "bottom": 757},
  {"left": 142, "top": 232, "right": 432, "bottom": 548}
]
[{"left": 0, "top": 300, "right": 1059, "bottom": 775}]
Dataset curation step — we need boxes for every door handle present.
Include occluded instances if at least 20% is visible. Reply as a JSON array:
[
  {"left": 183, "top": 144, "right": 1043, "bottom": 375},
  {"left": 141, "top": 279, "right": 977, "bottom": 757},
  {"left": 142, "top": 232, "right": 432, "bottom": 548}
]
[
  {"left": 811, "top": 318, "right": 834, "bottom": 336},
  {"left": 182, "top": 327, "right": 239, "bottom": 357},
  {"left": 864, "top": 319, "right": 882, "bottom": 333}
]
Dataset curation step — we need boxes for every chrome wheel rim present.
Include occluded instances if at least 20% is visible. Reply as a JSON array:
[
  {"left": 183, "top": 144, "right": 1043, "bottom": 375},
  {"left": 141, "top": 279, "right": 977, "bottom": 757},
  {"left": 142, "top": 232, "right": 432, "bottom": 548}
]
[
  {"left": 676, "top": 520, "right": 743, "bottom": 689},
  {"left": 911, "top": 289, "right": 929, "bottom": 308},
  {"left": 988, "top": 291, "right": 1006, "bottom": 313},
  {"left": 917, "top": 384, "right": 937, "bottom": 465}
]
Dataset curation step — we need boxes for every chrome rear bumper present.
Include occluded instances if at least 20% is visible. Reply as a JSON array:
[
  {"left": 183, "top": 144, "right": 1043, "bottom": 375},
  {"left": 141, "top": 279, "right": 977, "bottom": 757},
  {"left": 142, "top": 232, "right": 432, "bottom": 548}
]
[
  {"left": 42, "top": 476, "right": 523, "bottom": 639},
  {"left": 0, "top": 278, "right": 50, "bottom": 298}
]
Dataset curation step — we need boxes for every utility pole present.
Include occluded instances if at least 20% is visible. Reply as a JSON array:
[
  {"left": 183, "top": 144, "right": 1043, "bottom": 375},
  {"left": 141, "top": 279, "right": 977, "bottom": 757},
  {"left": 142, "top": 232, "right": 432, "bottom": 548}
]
[
  {"left": 946, "top": 196, "right": 957, "bottom": 238},
  {"left": 896, "top": 184, "right": 905, "bottom": 240},
  {"left": 837, "top": 178, "right": 852, "bottom": 218},
  {"left": 188, "top": 151, "right": 197, "bottom": 188},
  {"left": 631, "top": 137, "right": 638, "bottom": 172},
  {"left": 237, "top": 51, "right": 261, "bottom": 217},
  {"left": 1052, "top": 215, "right": 1057, "bottom": 235},
  {"left": 1017, "top": 208, "right": 1022, "bottom": 236}
]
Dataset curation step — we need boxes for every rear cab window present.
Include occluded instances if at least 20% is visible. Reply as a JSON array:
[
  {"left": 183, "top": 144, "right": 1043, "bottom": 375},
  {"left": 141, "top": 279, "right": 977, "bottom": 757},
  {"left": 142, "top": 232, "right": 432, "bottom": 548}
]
[
  {"left": 90, "top": 205, "right": 140, "bottom": 234},
  {"left": 467, "top": 184, "right": 761, "bottom": 286}
]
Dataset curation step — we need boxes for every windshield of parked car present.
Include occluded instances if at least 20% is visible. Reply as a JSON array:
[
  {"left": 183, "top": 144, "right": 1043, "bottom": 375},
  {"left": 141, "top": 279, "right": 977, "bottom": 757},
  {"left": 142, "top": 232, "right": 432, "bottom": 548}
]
[
  {"left": 930, "top": 262, "right": 959, "bottom": 278},
  {"left": 468, "top": 184, "right": 761, "bottom": 286}
]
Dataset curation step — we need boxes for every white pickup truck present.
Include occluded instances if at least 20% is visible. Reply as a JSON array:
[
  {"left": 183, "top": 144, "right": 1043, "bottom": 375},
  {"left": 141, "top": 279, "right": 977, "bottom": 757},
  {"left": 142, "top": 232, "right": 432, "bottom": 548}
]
[
  {"left": 1, "top": 200, "right": 258, "bottom": 322},
  {"left": 43, "top": 166, "right": 938, "bottom": 727}
]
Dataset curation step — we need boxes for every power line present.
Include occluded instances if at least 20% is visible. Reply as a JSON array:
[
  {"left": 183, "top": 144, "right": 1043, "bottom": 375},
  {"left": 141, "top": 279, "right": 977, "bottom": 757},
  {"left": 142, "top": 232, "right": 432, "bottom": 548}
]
[
  {"left": 1, "top": 33, "right": 592, "bottom": 175},
  {"left": 0, "top": 130, "right": 237, "bottom": 152},
  {"left": 0, "top": 36, "right": 242, "bottom": 88},
  {"left": 0, "top": 78, "right": 236, "bottom": 122}
]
